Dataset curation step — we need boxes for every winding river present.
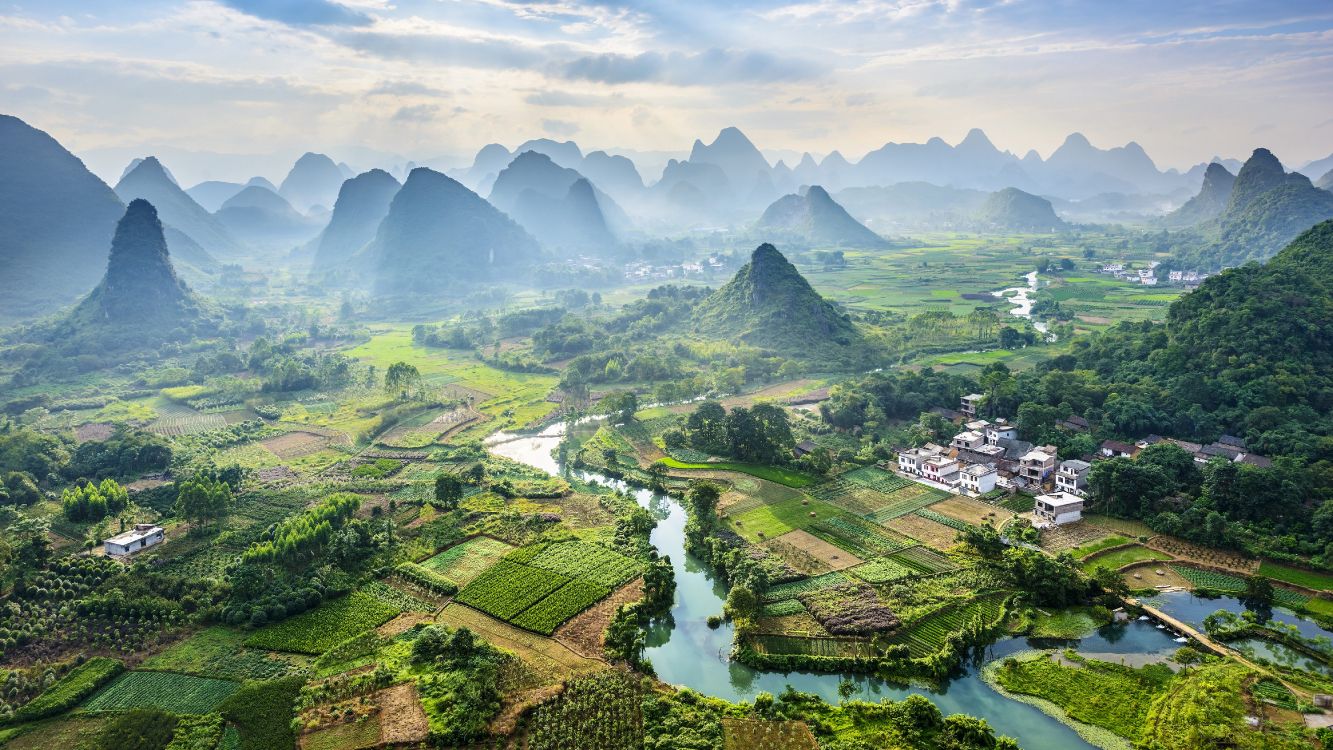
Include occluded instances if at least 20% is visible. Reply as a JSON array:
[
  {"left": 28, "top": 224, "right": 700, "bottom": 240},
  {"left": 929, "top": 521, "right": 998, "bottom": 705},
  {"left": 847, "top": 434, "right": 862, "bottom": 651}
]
[{"left": 486, "top": 422, "right": 1182, "bottom": 749}]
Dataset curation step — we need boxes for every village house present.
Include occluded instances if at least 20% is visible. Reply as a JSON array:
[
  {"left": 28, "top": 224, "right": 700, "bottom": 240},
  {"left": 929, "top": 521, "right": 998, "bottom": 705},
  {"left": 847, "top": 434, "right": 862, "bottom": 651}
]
[
  {"left": 1055, "top": 459, "right": 1092, "bottom": 496},
  {"left": 921, "top": 454, "right": 961, "bottom": 485},
  {"left": 793, "top": 440, "right": 818, "bottom": 458},
  {"left": 1018, "top": 447, "right": 1057, "bottom": 484},
  {"left": 1100, "top": 440, "right": 1139, "bottom": 459},
  {"left": 960, "top": 393, "right": 984, "bottom": 418},
  {"left": 897, "top": 445, "right": 942, "bottom": 475},
  {"left": 1057, "top": 415, "right": 1090, "bottom": 433},
  {"left": 985, "top": 421, "right": 1019, "bottom": 446},
  {"left": 950, "top": 430, "right": 986, "bottom": 451},
  {"left": 958, "top": 463, "right": 998, "bottom": 495},
  {"left": 1033, "top": 491, "right": 1085, "bottom": 526},
  {"left": 104, "top": 524, "right": 165, "bottom": 557}
]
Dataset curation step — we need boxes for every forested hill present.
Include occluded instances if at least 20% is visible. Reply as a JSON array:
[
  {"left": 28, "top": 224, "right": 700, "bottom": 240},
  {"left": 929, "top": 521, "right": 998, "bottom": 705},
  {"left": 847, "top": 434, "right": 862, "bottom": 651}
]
[
  {"left": 1072, "top": 219, "right": 1332, "bottom": 453},
  {"left": 692, "top": 243, "right": 868, "bottom": 364}
]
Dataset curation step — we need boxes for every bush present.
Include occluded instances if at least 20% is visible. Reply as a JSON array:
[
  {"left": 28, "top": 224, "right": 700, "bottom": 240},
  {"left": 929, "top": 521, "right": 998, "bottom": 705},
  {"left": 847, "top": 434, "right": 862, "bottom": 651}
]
[
  {"left": 8, "top": 656, "right": 124, "bottom": 724},
  {"left": 218, "top": 677, "right": 304, "bottom": 750}
]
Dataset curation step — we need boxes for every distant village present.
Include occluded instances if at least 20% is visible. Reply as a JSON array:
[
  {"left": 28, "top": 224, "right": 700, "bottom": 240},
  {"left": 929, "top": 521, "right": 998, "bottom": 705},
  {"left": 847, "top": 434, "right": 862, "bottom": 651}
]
[
  {"left": 890, "top": 393, "right": 1270, "bottom": 529},
  {"left": 1098, "top": 261, "right": 1211, "bottom": 288}
]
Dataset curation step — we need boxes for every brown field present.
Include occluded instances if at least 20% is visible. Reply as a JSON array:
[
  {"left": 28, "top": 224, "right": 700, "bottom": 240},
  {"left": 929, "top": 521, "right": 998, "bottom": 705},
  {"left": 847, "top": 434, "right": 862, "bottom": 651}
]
[
  {"left": 771, "top": 529, "right": 863, "bottom": 571},
  {"left": 262, "top": 430, "right": 332, "bottom": 458},
  {"left": 1121, "top": 561, "right": 1191, "bottom": 590},
  {"left": 377, "top": 612, "right": 435, "bottom": 638},
  {"left": 754, "top": 610, "right": 829, "bottom": 637},
  {"left": 763, "top": 537, "right": 833, "bottom": 577},
  {"left": 376, "top": 683, "right": 430, "bottom": 745},
  {"left": 665, "top": 379, "right": 820, "bottom": 414},
  {"left": 885, "top": 514, "right": 957, "bottom": 550},
  {"left": 930, "top": 496, "right": 1013, "bottom": 526},
  {"left": 1147, "top": 535, "right": 1257, "bottom": 573},
  {"left": 438, "top": 604, "right": 601, "bottom": 684},
  {"left": 555, "top": 578, "right": 644, "bottom": 659},
  {"left": 1038, "top": 521, "right": 1113, "bottom": 553},
  {"left": 555, "top": 492, "right": 619, "bottom": 529},
  {"left": 722, "top": 718, "right": 820, "bottom": 750},
  {"left": 74, "top": 422, "right": 114, "bottom": 442}
]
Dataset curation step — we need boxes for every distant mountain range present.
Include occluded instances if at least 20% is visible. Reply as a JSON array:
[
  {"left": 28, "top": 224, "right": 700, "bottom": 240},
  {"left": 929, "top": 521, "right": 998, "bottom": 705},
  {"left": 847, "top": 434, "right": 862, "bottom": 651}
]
[
  {"left": 1164, "top": 163, "right": 1236, "bottom": 227},
  {"left": 311, "top": 168, "right": 401, "bottom": 276},
  {"left": 488, "top": 151, "right": 625, "bottom": 255},
  {"left": 115, "top": 157, "right": 239, "bottom": 264},
  {"left": 976, "top": 188, "right": 1066, "bottom": 232},
  {"left": 359, "top": 168, "right": 541, "bottom": 295},
  {"left": 279, "top": 152, "right": 348, "bottom": 213},
  {"left": 0, "top": 115, "right": 126, "bottom": 322}
]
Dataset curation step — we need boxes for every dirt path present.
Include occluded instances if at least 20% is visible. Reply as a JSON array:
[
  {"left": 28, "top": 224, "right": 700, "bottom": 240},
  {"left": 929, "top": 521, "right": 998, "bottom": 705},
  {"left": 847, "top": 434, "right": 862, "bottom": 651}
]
[{"left": 376, "top": 683, "right": 430, "bottom": 744}]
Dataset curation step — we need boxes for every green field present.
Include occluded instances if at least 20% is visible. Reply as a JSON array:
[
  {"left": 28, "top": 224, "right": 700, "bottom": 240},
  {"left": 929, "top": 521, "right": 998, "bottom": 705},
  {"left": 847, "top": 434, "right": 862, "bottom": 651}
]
[
  {"left": 246, "top": 591, "right": 400, "bottom": 654},
  {"left": 1079, "top": 545, "right": 1171, "bottom": 571},
  {"left": 82, "top": 671, "right": 239, "bottom": 714},
  {"left": 1258, "top": 561, "right": 1333, "bottom": 591},
  {"left": 656, "top": 457, "right": 817, "bottom": 487},
  {"left": 141, "top": 627, "right": 304, "bottom": 681},
  {"left": 420, "top": 536, "right": 516, "bottom": 586},
  {"left": 725, "top": 497, "right": 847, "bottom": 542}
]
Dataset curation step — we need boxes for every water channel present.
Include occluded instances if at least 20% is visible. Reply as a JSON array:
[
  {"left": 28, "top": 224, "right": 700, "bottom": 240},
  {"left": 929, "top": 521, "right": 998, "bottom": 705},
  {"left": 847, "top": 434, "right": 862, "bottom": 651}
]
[
  {"left": 994, "top": 270, "right": 1050, "bottom": 335},
  {"left": 485, "top": 421, "right": 1198, "bottom": 748}
]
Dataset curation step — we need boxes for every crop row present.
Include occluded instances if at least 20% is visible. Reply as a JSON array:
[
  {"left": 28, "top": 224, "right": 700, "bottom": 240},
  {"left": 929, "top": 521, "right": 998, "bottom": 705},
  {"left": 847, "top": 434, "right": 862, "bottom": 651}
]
[
  {"left": 762, "top": 572, "right": 850, "bottom": 604},
  {"left": 82, "top": 671, "right": 240, "bottom": 714},
  {"left": 890, "top": 546, "right": 957, "bottom": 574},
  {"left": 848, "top": 557, "right": 917, "bottom": 584},
  {"left": 865, "top": 484, "right": 950, "bottom": 522},
  {"left": 8, "top": 657, "right": 124, "bottom": 723},
  {"left": 510, "top": 580, "right": 610, "bottom": 635},
  {"left": 455, "top": 560, "right": 572, "bottom": 620},
  {"left": 914, "top": 508, "right": 972, "bottom": 532},
  {"left": 246, "top": 591, "right": 400, "bottom": 654},
  {"left": 891, "top": 595, "right": 1007, "bottom": 656},
  {"left": 394, "top": 562, "right": 460, "bottom": 596},
  {"left": 808, "top": 514, "right": 914, "bottom": 558},
  {"left": 362, "top": 580, "right": 435, "bottom": 613},
  {"left": 761, "top": 599, "right": 808, "bottom": 617},
  {"left": 419, "top": 536, "right": 515, "bottom": 587},
  {"left": 523, "top": 542, "right": 643, "bottom": 589},
  {"left": 841, "top": 466, "right": 912, "bottom": 493},
  {"left": 747, "top": 634, "right": 875, "bottom": 658}
]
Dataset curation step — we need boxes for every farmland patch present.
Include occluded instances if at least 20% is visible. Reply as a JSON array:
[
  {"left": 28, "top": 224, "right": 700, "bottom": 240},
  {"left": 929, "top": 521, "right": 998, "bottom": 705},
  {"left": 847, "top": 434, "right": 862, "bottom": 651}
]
[
  {"left": 82, "top": 671, "right": 239, "bottom": 714},
  {"left": 769, "top": 529, "right": 863, "bottom": 571}
]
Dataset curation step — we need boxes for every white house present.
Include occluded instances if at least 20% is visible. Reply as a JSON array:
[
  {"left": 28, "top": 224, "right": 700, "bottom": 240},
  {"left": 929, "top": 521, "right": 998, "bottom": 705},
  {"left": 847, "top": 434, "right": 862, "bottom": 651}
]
[
  {"left": 897, "top": 446, "right": 941, "bottom": 475},
  {"left": 921, "top": 455, "right": 960, "bottom": 485},
  {"left": 985, "top": 422, "right": 1019, "bottom": 446},
  {"left": 951, "top": 430, "right": 986, "bottom": 451},
  {"left": 104, "top": 524, "right": 165, "bottom": 557},
  {"left": 958, "top": 464, "right": 998, "bottom": 495},
  {"left": 960, "top": 394, "right": 984, "bottom": 417},
  {"left": 1033, "top": 492, "right": 1084, "bottom": 525},
  {"left": 1055, "top": 459, "right": 1092, "bottom": 496},
  {"left": 1018, "top": 447, "right": 1057, "bottom": 484}
]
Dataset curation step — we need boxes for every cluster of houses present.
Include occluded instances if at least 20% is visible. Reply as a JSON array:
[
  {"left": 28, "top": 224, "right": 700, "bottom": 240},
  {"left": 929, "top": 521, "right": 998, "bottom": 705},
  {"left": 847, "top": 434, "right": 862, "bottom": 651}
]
[
  {"left": 623, "top": 256, "right": 727, "bottom": 281},
  {"left": 1098, "top": 261, "right": 1209, "bottom": 288},
  {"left": 894, "top": 394, "right": 1271, "bottom": 528}
]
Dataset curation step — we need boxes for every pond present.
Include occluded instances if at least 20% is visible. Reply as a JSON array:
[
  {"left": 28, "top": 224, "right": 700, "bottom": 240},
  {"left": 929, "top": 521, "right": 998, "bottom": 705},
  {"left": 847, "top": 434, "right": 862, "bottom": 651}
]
[
  {"left": 487, "top": 424, "right": 1181, "bottom": 749},
  {"left": 1142, "top": 589, "right": 1333, "bottom": 642}
]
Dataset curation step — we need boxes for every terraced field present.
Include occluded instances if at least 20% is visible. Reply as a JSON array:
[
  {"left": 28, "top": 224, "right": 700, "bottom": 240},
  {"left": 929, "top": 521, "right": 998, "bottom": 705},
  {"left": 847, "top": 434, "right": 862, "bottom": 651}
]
[
  {"left": 1170, "top": 565, "right": 1309, "bottom": 609},
  {"left": 889, "top": 594, "right": 1009, "bottom": 657},
  {"left": 419, "top": 536, "right": 515, "bottom": 586},
  {"left": 889, "top": 546, "right": 958, "bottom": 574},
  {"left": 747, "top": 634, "right": 876, "bottom": 658}
]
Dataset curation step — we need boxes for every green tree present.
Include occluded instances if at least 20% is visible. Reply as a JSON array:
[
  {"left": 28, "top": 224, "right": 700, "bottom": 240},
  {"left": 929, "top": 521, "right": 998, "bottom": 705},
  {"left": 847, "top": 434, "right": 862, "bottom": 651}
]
[
  {"left": 176, "top": 475, "right": 232, "bottom": 529},
  {"left": 434, "top": 473, "right": 464, "bottom": 510},
  {"left": 601, "top": 390, "right": 638, "bottom": 424},
  {"left": 384, "top": 361, "right": 422, "bottom": 400}
]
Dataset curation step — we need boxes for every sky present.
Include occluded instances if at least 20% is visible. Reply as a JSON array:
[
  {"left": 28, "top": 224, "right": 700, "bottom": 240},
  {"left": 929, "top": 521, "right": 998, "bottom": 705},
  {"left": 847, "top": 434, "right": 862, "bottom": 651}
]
[{"left": 2, "top": 0, "right": 1331, "bottom": 184}]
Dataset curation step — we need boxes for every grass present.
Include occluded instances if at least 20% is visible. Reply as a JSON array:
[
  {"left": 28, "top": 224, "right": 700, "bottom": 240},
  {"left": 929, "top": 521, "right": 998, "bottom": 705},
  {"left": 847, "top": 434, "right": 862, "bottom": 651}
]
[
  {"left": 218, "top": 676, "right": 304, "bottom": 750},
  {"left": 991, "top": 651, "right": 1172, "bottom": 743},
  {"left": 1079, "top": 544, "right": 1171, "bottom": 571},
  {"left": 655, "top": 457, "right": 817, "bottom": 487},
  {"left": 1258, "top": 561, "right": 1333, "bottom": 591},
  {"left": 81, "top": 671, "right": 240, "bottom": 714},
  {"left": 726, "top": 497, "right": 847, "bottom": 543},
  {"left": 9, "top": 657, "right": 124, "bottom": 723},
  {"left": 302, "top": 716, "right": 381, "bottom": 750},
  {"left": 1028, "top": 607, "right": 1108, "bottom": 639},
  {"left": 140, "top": 627, "right": 305, "bottom": 681},
  {"left": 246, "top": 591, "right": 400, "bottom": 654},
  {"left": 1069, "top": 535, "right": 1130, "bottom": 559},
  {"left": 420, "top": 536, "right": 516, "bottom": 586}
]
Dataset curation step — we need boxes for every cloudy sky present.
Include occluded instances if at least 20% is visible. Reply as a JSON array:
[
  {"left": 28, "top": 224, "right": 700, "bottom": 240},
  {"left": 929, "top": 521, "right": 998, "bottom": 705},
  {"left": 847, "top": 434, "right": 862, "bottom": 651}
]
[{"left": 2, "top": 0, "right": 1331, "bottom": 183}]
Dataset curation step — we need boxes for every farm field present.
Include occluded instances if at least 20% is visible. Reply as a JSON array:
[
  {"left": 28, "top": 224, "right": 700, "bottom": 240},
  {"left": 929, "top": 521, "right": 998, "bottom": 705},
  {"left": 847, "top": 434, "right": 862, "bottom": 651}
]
[
  {"left": 81, "top": 671, "right": 240, "bottom": 714},
  {"left": 722, "top": 718, "right": 820, "bottom": 750},
  {"left": 246, "top": 591, "right": 401, "bottom": 654},
  {"left": 885, "top": 512, "right": 959, "bottom": 550},
  {"left": 769, "top": 529, "right": 863, "bottom": 571},
  {"left": 419, "top": 536, "right": 515, "bottom": 586},
  {"left": 140, "top": 626, "right": 307, "bottom": 681},
  {"left": 889, "top": 594, "right": 1008, "bottom": 657},
  {"left": 1257, "top": 561, "right": 1333, "bottom": 592},
  {"left": 656, "top": 457, "right": 817, "bottom": 487},
  {"left": 864, "top": 482, "right": 951, "bottom": 523},
  {"left": 1039, "top": 520, "right": 1115, "bottom": 553},
  {"left": 437, "top": 604, "right": 601, "bottom": 684},
  {"left": 929, "top": 495, "right": 1013, "bottom": 526},
  {"left": 1079, "top": 545, "right": 1172, "bottom": 572},
  {"left": 724, "top": 496, "right": 846, "bottom": 543},
  {"left": 1169, "top": 565, "right": 1310, "bottom": 609}
]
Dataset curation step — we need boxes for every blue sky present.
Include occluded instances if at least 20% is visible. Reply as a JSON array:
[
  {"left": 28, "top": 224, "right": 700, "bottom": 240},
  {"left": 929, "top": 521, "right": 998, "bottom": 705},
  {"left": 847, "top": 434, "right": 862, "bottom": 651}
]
[{"left": 1, "top": 0, "right": 1330, "bottom": 182}]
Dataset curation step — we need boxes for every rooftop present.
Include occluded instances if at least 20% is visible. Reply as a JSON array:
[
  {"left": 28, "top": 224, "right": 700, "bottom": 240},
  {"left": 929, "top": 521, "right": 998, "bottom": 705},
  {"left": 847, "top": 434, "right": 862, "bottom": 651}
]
[
  {"left": 105, "top": 525, "right": 163, "bottom": 546},
  {"left": 1036, "top": 492, "right": 1084, "bottom": 510}
]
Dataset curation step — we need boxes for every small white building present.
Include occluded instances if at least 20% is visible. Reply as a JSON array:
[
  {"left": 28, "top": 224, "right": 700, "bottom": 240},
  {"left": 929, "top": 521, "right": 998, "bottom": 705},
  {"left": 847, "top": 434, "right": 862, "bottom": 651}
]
[
  {"left": 1033, "top": 492, "right": 1084, "bottom": 526},
  {"left": 922, "top": 455, "right": 961, "bottom": 484},
  {"left": 959, "top": 464, "right": 998, "bottom": 495},
  {"left": 985, "top": 422, "right": 1019, "bottom": 446},
  {"left": 104, "top": 524, "right": 165, "bottom": 557},
  {"left": 960, "top": 394, "right": 984, "bottom": 417},
  {"left": 951, "top": 430, "right": 986, "bottom": 451},
  {"left": 1055, "top": 459, "right": 1092, "bottom": 497},
  {"left": 1018, "top": 447, "right": 1057, "bottom": 484}
]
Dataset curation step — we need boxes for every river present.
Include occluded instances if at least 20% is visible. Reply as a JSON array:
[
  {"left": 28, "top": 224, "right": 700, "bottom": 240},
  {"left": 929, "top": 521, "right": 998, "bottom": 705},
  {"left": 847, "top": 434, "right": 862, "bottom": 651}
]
[
  {"left": 994, "top": 270, "right": 1049, "bottom": 335},
  {"left": 486, "top": 423, "right": 1181, "bottom": 749}
]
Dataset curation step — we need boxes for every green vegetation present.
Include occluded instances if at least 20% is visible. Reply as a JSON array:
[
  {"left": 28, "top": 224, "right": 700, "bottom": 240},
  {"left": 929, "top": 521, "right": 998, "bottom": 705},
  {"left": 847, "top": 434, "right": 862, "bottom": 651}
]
[
  {"left": 8, "top": 657, "right": 124, "bottom": 724},
  {"left": 419, "top": 536, "right": 515, "bottom": 585},
  {"left": 140, "top": 627, "right": 304, "bottom": 681},
  {"left": 218, "top": 677, "right": 304, "bottom": 750},
  {"left": 82, "top": 671, "right": 239, "bottom": 714},
  {"left": 1258, "top": 561, "right": 1333, "bottom": 591},
  {"left": 455, "top": 559, "right": 571, "bottom": 620},
  {"left": 246, "top": 592, "right": 399, "bottom": 654},
  {"left": 656, "top": 458, "right": 815, "bottom": 488},
  {"left": 1078, "top": 544, "right": 1170, "bottom": 571}
]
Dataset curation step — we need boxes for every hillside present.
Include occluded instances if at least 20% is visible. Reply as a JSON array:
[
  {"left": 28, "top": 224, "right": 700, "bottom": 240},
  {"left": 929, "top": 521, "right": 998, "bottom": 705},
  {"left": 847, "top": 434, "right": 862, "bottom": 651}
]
[
  {"left": 278, "top": 152, "right": 345, "bottom": 212},
  {"left": 311, "top": 168, "right": 401, "bottom": 275},
  {"left": 756, "top": 186, "right": 888, "bottom": 248},
  {"left": 115, "top": 157, "right": 241, "bottom": 262},
  {"left": 361, "top": 168, "right": 541, "bottom": 295},
  {"left": 1163, "top": 162, "right": 1235, "bottom": 226},
  {"left": 215, "top": 186, "right": 322, "bottom": 252},
  {"left": 0, "top": 115, "right": 126, "bottom": 322},
  {"left": 1317, "top": 169, "right": 1333, "bottom": 191},
  {"left": 489, "top": 152, "right": 624, "bottom": 253},
  {"left": 1077, "top": 219, "right": 1332, "bottom": 439},
  {"left": 1205, "top": 148, "right": 1333, "bottom": 265},
  {"left": 692, "top": 243, "right": 865, "bottom": 362},
  {"left": 976, "top": 187, "right": 1065, "bottom": 231}
]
